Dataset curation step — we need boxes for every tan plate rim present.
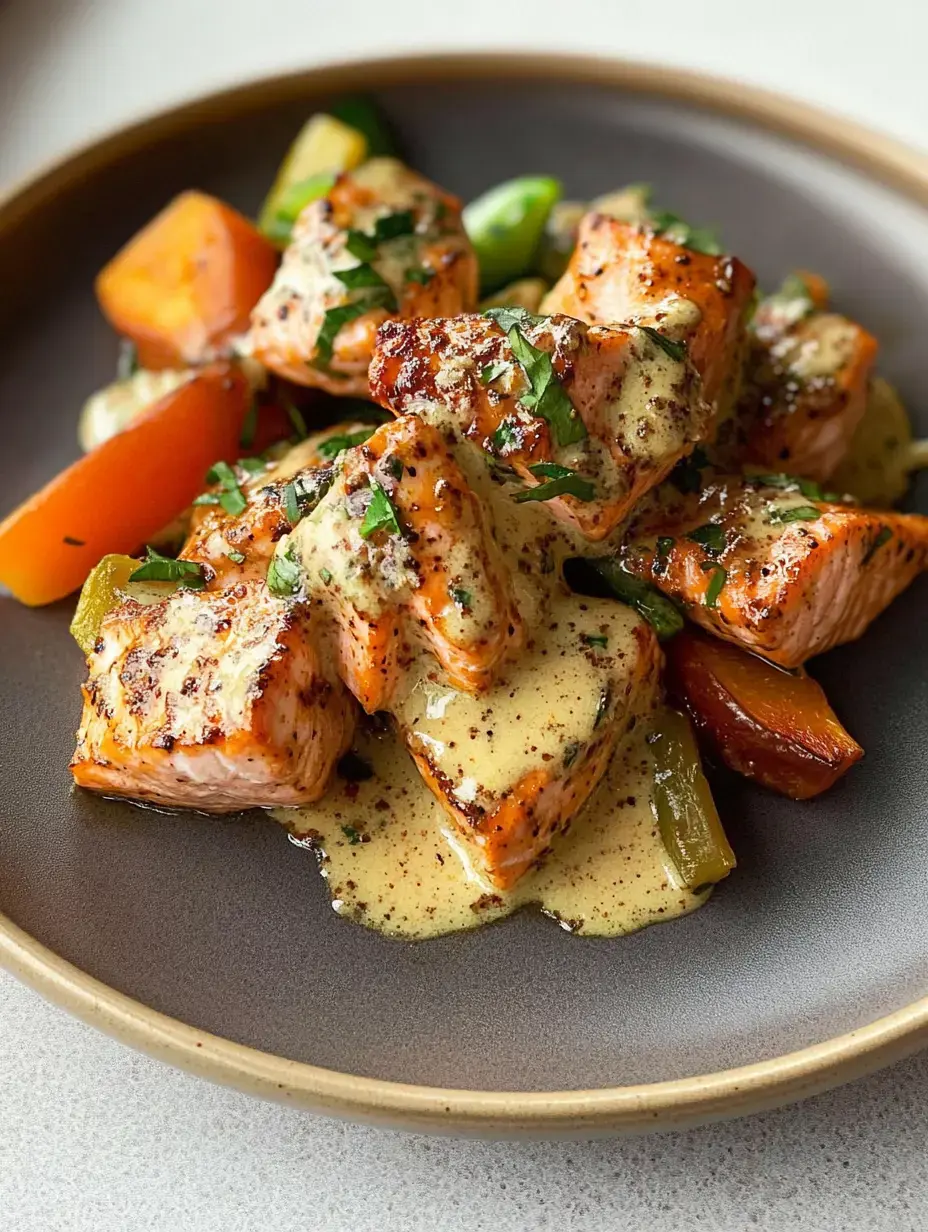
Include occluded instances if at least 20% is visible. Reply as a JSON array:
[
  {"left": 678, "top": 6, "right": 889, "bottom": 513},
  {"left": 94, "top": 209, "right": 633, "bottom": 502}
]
[{"left": 3, "top": 52, "right": 928, "bottom": 1136}]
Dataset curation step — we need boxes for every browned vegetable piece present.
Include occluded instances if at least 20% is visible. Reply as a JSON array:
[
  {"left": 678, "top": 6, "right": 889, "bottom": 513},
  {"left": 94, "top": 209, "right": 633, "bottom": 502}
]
[{"left": 666, "top": 627, "right": 863, "bottom": 800}]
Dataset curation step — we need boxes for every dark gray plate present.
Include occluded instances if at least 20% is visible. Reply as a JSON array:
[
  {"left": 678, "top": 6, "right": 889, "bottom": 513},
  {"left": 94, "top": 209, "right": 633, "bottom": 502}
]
[{"left": 1, "top": 58, "right": 927, "bottom": 1127}]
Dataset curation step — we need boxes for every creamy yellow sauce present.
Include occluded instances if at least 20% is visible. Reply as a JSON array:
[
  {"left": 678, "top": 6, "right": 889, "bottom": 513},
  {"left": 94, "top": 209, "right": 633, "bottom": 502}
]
[
  {"left": 265, "top": 297, "right": 716, "bottom": 939},
  {"left": 274, "top": 715, "right": 708, "bottom": 940}
]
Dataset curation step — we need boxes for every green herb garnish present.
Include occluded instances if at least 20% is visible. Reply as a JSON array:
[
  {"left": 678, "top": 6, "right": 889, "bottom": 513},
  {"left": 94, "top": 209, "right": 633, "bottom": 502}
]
[
  {"left": 318, "top": 427, "right": 376, "bottom": 458},
  {"left": 491, "top": 418, "right": 519, "bottom": 452},
  {"left": 863, "top": 525, "right": 892, "bottom": 563},
  {"left": 767, "top": 504, "right": 821, "bottom": 525},
  {"left": 449, "top": 586, "right": 472, "bottom": 610},
  {"left": 315, "top": 301, "right": 374, "bottom": 365},
  {"left": 700, "top": 561, "right": 727, "bottom": 608},
  {"left": 640, "top": 325, "right": 687, "bottom": 363},
  {"left": 359, "top": 481, "right": 403, "bottom": 539},
  {"left": 320, "top": 567, "right": 333, "bottom": 584},
  {"left": 226, "top": 549, "right": 246, "bottom": 564},
  {"left": 506, "top": 328, "right": 586, "bottom": 447},
  {"left": 267, "top": 544, "right": 303, "bottom": 597},
  {"left": 341, "top": 825, "right": 362, "bottom": 845},
  {"left": 284, "top": 482, "right": 302, "bottom": 527},
  {"left": 406, "top": 265, "right": 434, "bottom": 285},
  {"left": 650, "top": 210, "right": 722, "bottom": 256},
  {"left": 238, "top": 456, "right": 267, "bottom": 475},
  {"left": 204, "top": 460, "right": 247, "bottom": 517},
  {"left": 334, "top": 264, "right": 397, "bottom": 305},
  {"left": 686, "top": 522, "right": 726, "bottom": 555},
  {"left": 480, "top": 360, "right": 512, "bottom": 386},
  {"left": 751, "top": 472, "right": 827, "bottom": 501},
  {"left": 514, "top": 462, "right": 595, "bottom": 504},
  {"left": 129, "top": 546, "right": 205, "bottom": 590},
  {"left": 374, "top": 211, "right": 415, "bottom": 241},
  {"left": 656, "top": 536, "right": 675, "bottom": 569},
  {"left": 484, "top": 305, "right": 545, "bottom": 334},
  {"left": 345, "top": 229, "right": 378, "bottom": 261}
]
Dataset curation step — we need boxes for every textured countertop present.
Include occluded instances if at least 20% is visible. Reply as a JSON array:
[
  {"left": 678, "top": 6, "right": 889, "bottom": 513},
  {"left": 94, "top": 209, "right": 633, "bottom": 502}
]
[{"left": 2, "top": 2, "right": 927, "bottom": 1227}]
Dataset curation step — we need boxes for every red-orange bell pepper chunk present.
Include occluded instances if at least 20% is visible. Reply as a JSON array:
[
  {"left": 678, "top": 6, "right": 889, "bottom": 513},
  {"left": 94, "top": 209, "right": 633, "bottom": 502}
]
[
  {"left": 96, "top": 191, "right": 278, "bottom": 369},
  {"left": 0, "top": 364, "right": 250, "bottom": 606},
  {"left": 666, "top": 627, "right": 863, "bottom": 800}
]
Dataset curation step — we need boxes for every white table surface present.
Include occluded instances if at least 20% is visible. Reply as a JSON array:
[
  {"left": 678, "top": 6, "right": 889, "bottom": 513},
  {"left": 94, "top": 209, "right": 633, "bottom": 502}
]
[{"left": 2, "top": 2, "right": 927, "bottom": 1227}]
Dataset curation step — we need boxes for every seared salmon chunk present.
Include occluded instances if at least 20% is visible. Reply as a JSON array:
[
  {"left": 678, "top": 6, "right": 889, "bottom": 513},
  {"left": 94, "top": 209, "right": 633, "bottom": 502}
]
[
  {"left": 70, "top": 580, "right": 356, "bottom": 810},
  {"left": 724, "top": 273, "right": 878, "bottom": 482},
  {"left": 370, "top": 311, "right": 710, "bottom": 541},
  {"left": 249, "top": 158, "right": 477, "bottom": 395},
  {"left": 622, "top": 476, "right": 928, "bottom": 666},
  {"left": 395, "top": 594, "right": 661, "bottom": 888},
  {"left": 276, "top": 414, "right": 522, "bottom": 711},
  {"left": 542, "top": 213, "right": 755, "bottom": 421}
]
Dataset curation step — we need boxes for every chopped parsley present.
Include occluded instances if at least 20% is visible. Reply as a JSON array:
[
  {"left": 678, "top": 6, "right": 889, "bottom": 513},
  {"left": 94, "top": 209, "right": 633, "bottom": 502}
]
[
  {"left": 491, "top": 417, "right": 519, "bottom": 452},
  {"left": 284, "top": 482, "right": 302, "bottom": 527},
  {"left": 239, "top": 398, "right": 258, "bottom": 449},
  {"left": 480, "top": 360, "right": 512, "bottom": 386},
  {"left": 318, "top": 426, "right": 376, "bottom": 458},
  {"left": 345, "top": 229, "right": 378, "bottom": 261},
  {"left": 203, "top": 460, "right": 247, "bottom": 517},
  {"left": 449, "top": 586, "right": 473, "bottom": 610},
  {"left": 513, "top": 462, "right": 595, "bottom": 504},
  {"left": 686, "top": 522, "right": 726, "bottom": 555},
  {"left": 700, "top": 561, "right": 727, "bottom": 608},
  {"left": 226, "top": 549, "right": 246, "bottom": 564},
  {"left": 582, "top": 633, "right": 608, "bottom": 648},
  {"left": 484, "top": 306, "right": 545, "bottom": 334},
  {"left": 670, "top": 446, "right": 710, "bottom": 494},
  {"left": 319, "top": 567, "right": 333, "bottom": 584},
  {"left": 334, "top": 263, "right": 397, "bottom": 305},
  {"left": 116, "top": 338, "right": 139, "bottom": 381},
  {"left": 345, "top": 210, "right": 416, "bottom": 262},
  {"left": 505, "top": 326, "right": 586, "bottom": 447},
  {"left": 863, "top": 524, "right": 892, "bottom": 563},
  {"left": 406, "top": 265, "right": 434, "bottom": 285},
  {"left": 129, "top": 546, "right": 205, "bottom": 590},
  {"left": 315, "top": 301, "right": 375, "bottom": 365},
  {"left": 591, "top": 558, "right": 684, "bottom": 641},
  {"left": 238, "top": 456, "right": 267, "bottom": 475},
  {"left": 650, "top": 210, "right": 722, "bottom": 256},
  {"left": 750, "top": 472, "right": 830, "bottom": 501},
  {"left": 656, "top": 536, "right": 675, "bottom": 569},
  {"left": 341, "top": 825, "right": 362, "bottom": 845},
  {"left": 640, "top": 325, "right": 687, "bottom": 363},
  {"left": 767, "top": 504, "right": 821, "bottom": 525},
  {"left": 359, "top": 481, "right": 403, "bottom": 539},
  {"left": 267, "top": 543, "right": 303, "bottom": 597}
]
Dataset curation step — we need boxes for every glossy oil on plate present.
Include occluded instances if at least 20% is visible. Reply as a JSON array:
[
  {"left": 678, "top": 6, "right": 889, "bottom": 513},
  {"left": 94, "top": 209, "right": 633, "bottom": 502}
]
[{"left": 1, "top": 56, "right": 927, "bottom": 1135}]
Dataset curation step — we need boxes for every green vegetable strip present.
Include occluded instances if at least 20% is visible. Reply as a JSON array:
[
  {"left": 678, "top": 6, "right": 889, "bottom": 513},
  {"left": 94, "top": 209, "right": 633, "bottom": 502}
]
[
  {"left": 129, "top": 546, "right": 205, "bottom": 590},
  {"left": 591, "top": 558, "right": 683, "bottom": 641}
]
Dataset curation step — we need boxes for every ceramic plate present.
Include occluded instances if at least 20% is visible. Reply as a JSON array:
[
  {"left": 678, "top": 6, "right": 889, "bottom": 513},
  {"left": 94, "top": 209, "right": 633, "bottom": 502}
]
[{"left": 2, "top": 55, "right": 928, "bottom": 1136}]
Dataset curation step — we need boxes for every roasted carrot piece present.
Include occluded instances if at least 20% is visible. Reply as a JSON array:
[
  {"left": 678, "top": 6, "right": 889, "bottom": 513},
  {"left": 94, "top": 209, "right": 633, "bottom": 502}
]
[
  {"left": 96, "top": 191, "right": 278, "bottom": 369},
  {"left": 0, "top": 365, "right": 249, "bottom": 606},
  {"left": 666, "top": 627, "right": 863, "bottom": 800}
]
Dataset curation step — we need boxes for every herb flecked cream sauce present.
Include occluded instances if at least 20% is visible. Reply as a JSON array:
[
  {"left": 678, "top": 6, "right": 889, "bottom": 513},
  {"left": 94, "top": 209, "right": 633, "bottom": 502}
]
[{"left": 273, "top": 295, "right": 710, "bottom": 939}]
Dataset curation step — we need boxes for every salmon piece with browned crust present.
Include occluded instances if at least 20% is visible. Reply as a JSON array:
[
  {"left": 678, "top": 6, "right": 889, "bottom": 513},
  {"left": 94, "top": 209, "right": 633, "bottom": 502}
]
[
  {"left": 370, "top": 311, "right": 709, "bottom": 542},
  {"left": 542, "top": 213, "right": 756, "bottom": 421},
  {"left": 276, "top": 414, "right": 522, "bottom": 711},
  {"left": 248, "top": 159, "right": 477, "bottom": 395},
  {"left": 178, "top": 422, "right": 378, "bottom": 587},
  {"left": 394, "top": 594, "right": 661, "bottom": 888},
  {"left": 621, "top": 475, "right": 928, "bottom": 667},
  {"left": 722, "top": 273, "right": 878, "bottom": 482},
  {"left": 70, "top": 580, "right": 356, "bottom": 810}
]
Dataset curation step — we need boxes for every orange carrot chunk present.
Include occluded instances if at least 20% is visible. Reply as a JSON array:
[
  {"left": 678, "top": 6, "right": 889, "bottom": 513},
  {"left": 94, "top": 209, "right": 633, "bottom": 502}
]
[
  {"left": 96, "top": 191, "right": 278, "bottom": 369},
  {"left": 0, "top": 365, "right": 250, "bottom": 606},
  {"left": 666, "top": 627, "right": 863, "bottom": 800}
]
